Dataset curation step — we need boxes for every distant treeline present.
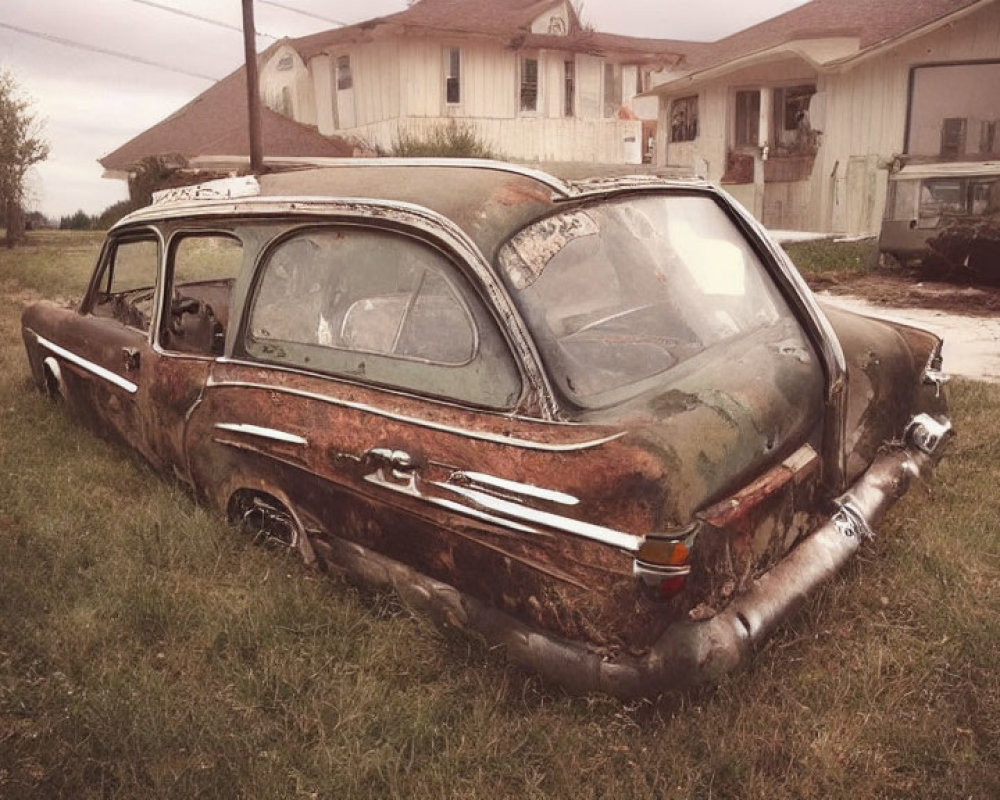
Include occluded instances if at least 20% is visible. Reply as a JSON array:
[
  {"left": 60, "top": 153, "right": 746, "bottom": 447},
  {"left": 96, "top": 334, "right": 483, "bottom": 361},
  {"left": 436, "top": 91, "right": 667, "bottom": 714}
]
[{"left": 54, "top": 200, "right": 137, "bottom": 231}]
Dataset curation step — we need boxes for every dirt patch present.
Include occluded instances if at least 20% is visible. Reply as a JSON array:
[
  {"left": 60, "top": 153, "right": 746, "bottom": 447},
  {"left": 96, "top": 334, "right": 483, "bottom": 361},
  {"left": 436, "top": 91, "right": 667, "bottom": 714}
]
[{"left": 808, "top": 271, "right": 1000, "bottom": 317}]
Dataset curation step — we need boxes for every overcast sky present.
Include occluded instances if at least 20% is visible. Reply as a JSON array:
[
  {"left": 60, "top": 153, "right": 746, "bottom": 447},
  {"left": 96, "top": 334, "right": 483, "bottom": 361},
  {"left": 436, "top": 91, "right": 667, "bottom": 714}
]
[{"left": 0, "top": 0, "right": 808, "bottom": 218}]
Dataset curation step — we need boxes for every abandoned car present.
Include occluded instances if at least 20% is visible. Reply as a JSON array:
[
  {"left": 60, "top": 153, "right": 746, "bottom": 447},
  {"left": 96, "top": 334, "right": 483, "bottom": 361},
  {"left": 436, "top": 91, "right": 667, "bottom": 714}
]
[
  {"left": 21, "top": 160, "right": 952, "bottom": 697},
  {"left": 880, "top": 160, "right": 1000, "bottom": 282}
]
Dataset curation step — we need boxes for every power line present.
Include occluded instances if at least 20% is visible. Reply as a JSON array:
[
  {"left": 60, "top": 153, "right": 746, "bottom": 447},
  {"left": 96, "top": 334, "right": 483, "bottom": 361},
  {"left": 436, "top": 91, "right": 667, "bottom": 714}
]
[
  {"left": 0, "top": 21, "right": 219, "bottom": 81},
  {"left": 258, "top": 1, "right": 346, "bottom": 27},
  {"left": 129, "top": 0, "right": 278, "bottom": 41}
]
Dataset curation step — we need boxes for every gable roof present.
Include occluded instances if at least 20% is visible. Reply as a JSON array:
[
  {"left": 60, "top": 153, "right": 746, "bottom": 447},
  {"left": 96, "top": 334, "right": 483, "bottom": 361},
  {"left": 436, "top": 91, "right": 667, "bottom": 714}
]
[
  {"left": 99, "top": 65, "right": 354, "bottom": 175},
  {"left": 290, "top": 0, "right": 683, "bottom": 65},
  {"left": 661, "top": 0, "right": 987, "bottom": 78}
]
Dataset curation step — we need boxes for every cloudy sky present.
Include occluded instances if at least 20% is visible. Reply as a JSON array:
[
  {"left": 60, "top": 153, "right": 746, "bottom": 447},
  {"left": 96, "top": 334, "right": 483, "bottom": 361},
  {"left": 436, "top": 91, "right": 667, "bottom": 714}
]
[{"left": 1, "top": 0, "right": 808, "bottom": 219}]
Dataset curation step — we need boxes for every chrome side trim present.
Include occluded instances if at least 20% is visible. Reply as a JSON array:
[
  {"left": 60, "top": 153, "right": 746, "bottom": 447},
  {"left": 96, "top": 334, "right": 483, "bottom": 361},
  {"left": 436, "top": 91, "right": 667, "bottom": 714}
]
[
  {"left": 432, "top": 482, "right": 643, "bottom": 551},
  {"left": 214, "top": 423, "right": 308, "bottom": 445},
  {"left": 41, "top": 356, "right": 63, "bottom": 393},
  {"left": 205, "top": 376, "right": 625, "bottom": 452},
  {"left": 36, "top": 335, "right": 138, "bottom": 394},
  {"left": 452, "top": 470, "right": 579, "bottom": 506},
  {"left": 362, "top": 470, "right": 540, "bottom": 535},
  {"left": 427, "top": 497, "right": 541, "bottom": 535}
]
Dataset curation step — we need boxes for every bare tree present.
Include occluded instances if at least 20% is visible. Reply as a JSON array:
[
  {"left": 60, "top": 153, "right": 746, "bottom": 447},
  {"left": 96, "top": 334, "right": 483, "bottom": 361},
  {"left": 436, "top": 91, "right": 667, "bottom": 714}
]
[{"left": 0, "top": 70, "right": 49, "bottom": 247}]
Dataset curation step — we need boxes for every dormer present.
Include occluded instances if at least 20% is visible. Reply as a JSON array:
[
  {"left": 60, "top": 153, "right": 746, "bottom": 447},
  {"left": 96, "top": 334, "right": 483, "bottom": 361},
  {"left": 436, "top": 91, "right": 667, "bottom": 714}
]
[{"left": 530, "top": 1, "right": 575, "bottom": 36}]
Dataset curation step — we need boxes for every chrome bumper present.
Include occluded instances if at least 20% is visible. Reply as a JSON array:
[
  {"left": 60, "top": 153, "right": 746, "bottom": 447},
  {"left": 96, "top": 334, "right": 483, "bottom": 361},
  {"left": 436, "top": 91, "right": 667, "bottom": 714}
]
[{"left": 315, "top": 413, "right": 952, "bottom": 699}]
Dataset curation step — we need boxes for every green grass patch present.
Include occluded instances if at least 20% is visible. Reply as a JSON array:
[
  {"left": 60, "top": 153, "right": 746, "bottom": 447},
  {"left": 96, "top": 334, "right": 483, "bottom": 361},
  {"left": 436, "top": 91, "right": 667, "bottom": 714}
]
[
  {"left": 1, "top": 231, "right": 999, "bottom": 797},
  {"left": 784, "top": 238, "right": 880, "bottom": 283}
]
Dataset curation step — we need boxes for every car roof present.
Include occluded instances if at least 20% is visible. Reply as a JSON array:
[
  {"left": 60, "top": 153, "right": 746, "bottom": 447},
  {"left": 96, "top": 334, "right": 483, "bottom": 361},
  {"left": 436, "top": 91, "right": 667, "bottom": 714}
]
[{"left": 117, "top": 159, "right": 705, "bottom": 261}]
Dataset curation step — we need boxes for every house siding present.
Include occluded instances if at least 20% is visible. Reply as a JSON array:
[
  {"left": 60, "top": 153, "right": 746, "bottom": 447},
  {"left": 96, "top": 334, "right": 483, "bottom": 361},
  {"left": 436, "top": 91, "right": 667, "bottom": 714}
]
[
  {"left": 655, "top": 0, "right": 1000, "bottom": 234},
  {"left": 279, "top": 35, "right": 643, "bottom": 163}
]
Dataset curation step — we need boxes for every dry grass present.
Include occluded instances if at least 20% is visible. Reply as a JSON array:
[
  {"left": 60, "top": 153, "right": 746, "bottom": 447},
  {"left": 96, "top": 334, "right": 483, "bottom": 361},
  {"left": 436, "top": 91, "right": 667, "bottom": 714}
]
[{"left": 0, "top": 231, "right": 998, "bottom": 798}]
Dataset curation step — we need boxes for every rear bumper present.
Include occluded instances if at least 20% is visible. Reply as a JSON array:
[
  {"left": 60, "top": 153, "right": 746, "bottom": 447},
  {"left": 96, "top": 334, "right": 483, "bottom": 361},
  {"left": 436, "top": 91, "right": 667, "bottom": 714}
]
[{"left": 318, "top": 414, "right": 951, "bottom": 698}]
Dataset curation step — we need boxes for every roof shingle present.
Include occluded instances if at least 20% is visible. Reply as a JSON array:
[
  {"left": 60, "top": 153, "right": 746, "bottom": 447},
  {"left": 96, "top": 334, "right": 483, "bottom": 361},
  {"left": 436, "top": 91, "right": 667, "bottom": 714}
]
[{"left": 99, "top": 66, "right": 353, "bottom": 174}]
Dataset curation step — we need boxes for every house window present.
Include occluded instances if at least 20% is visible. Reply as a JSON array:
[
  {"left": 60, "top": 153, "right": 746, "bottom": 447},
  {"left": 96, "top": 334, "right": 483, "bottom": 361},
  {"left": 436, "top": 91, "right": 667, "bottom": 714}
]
[
  {"left": 336, "top": 55, "right": 352, "bottom": 91},
  {"left": 277, "top": 55, "right": 293, "bottom": 72},
  {"left": 669, "top": 95, "right": 698, "bottom": 142},
  {"left": 907, "top": 62, "right": 1000, "bottom": 156},
  {"left": 564, "top": 60, "right": 575, "bottom": 117},
  {"left": 940, "top": 118, "right": 967, "bottom": 157},
  {"left": 983, "top": 120, "right": 999, "bottom": 155},
  {"left": 280, "top": 86, "right": 293, "bottom": 117},
  {"left": 771, "top": 84, "right": 818, "bottom": 155},
  {"left": 520, "top": 55, "right": 539, "bottom": 113},
  {"left": 445, "top": 47, "right": 461, "bottom": 105},
  {"left": 773, "top": 85, "right": 815, "bottom": 131},
  {"left": 603, "top": 62, "right": 622, "bottom": 117},
  {"left": 734, "top": 89, "right": 761, "bottom": 147}
]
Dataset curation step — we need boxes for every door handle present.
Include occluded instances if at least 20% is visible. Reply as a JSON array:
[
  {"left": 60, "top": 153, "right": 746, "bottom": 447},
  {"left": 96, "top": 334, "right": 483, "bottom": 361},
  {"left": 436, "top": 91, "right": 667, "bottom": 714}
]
[
  {"left": 365, "top": 447, "right": 414, "bottom": 472},
  {"left": 122, "top": 347, "right": 140, "bottom": 372}
]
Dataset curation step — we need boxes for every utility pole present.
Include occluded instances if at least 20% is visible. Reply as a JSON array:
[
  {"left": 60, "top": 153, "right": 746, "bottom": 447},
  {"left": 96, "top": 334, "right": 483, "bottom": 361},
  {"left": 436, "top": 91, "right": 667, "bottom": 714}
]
[{"left": 241, "top": 0, "right": 264, "bottom": 172}]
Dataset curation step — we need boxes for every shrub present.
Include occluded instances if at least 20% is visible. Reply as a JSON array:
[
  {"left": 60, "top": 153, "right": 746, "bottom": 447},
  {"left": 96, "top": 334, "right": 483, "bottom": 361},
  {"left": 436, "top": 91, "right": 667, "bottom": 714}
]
[{"left": 391, "top": 120, "right": 499, "bottom": 159}]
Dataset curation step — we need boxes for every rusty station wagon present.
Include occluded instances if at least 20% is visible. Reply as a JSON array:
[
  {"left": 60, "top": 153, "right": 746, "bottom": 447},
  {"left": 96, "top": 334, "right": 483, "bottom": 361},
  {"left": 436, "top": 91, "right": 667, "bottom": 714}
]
[{"left": 21, "top": 160, "right": 952, "bottom": 697}]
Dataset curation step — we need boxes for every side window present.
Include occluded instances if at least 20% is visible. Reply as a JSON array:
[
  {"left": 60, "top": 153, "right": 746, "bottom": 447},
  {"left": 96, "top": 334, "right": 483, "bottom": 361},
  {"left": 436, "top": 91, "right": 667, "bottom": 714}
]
[
  {"left": 161, "top": 234, "right": 243, "bottom": 356},
  {"left": 245, "top": 227, "right": 521, "bottom": 408},
  {"left": 91, "top": 237, "right": 159, "bottom": 332}
]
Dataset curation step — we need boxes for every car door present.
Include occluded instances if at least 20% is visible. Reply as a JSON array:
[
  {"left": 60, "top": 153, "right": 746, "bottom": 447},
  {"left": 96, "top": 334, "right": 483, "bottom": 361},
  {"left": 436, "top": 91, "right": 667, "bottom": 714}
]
[
  {"left": 45, "top": 229, "right": 163, "bottom": 464},
  {"left": 140, "top": 228, "right": 244, "bottom": 481},
  {"left": 183, "top": 219, "right": 646, "bottom": 638}
]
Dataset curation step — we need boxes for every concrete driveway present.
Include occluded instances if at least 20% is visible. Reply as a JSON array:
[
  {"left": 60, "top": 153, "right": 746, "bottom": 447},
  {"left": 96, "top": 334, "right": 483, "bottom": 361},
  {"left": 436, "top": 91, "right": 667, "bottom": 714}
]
[{"left": 817, "top": 293, "right": 1000, "bottom": 383}]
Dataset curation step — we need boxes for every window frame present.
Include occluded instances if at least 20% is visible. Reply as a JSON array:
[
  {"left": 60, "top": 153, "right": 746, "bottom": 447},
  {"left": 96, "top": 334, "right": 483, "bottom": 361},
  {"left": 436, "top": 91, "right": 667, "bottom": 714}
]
[
  {"left": 156, "top": 230, "right": 244, "bottom": 357},
  {"left": 564, "top": 59, "right": 575, "bottom": 117},
  {"left": 238, "top": 221, "right": 524, "bottom": 410},
  {"left": 444, "top": 46, "right": 462, "bottom": 106},
  {"left": 83, "top": 230, "right": 162, "bottom": 336},
  {"left": 669, "top": 95, "right": 699, "bottom": 143},
  {"left": 733, "top": 88, "right": 761, "bottom": 149},
  {"left": 336, "top": 54, "right": 353, "bottom": 91},
  {"left": 602, "top": 61, "right": 622, "bottom": 118},
  {"left": 519, "top": 53, "right": 540, "bottom": 114}
]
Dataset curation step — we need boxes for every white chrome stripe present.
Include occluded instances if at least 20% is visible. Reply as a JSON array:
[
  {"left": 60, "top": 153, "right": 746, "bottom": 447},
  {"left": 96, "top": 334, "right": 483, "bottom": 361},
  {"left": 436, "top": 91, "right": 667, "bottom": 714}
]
[
  {"left": 214, "top": 423, "right": 308, "bottom": 445},
  {"left": 363, "top": 471, "right": 542, "bottom": 535},
  {"left": 427, "top": 497, "right": 540, "bottom": 535},
  {"left": 454, "top": 471, "right": 579, "bottom": 506},
  {"left": 433, "top": 482, "right": 642, "bottom": 552},
  {"left": 206, "top": 377, "right": 625, "bottom": 453},
  {"left": 36, "top": 335, "right": 138, "bottom": 394}
]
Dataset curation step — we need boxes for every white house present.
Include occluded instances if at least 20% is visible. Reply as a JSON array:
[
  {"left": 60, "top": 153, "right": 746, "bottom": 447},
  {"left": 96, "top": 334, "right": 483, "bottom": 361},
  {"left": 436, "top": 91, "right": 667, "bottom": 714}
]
[
  {"left": 644, "top": 0, "right": 1000, "bottom": 234},
  {"left": 256, "top": 0, "right": 682, "bottom": 164}
]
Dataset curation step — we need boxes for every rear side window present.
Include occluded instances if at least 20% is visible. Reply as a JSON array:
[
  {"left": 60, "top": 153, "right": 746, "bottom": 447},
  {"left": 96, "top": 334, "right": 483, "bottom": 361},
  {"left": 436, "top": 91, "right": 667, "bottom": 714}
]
[
  {"left": 161, "top": 234, "right": 243, "bottom": 356},
  {"left": 245, "top": 226, "right": 521, "bottom": 408}
]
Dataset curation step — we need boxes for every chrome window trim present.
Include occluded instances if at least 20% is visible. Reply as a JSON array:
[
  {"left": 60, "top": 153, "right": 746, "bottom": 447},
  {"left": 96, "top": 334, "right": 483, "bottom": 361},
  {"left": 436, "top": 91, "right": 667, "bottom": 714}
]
[{"left": 205, "top": 374, "right": 625, "bottom": 453}]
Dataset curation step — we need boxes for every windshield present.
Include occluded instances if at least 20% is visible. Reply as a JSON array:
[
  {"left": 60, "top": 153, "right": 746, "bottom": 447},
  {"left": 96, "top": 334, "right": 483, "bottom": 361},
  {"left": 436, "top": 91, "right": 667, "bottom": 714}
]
[{"left": 499, "top": 193, "right": 800, "bottom": 405}]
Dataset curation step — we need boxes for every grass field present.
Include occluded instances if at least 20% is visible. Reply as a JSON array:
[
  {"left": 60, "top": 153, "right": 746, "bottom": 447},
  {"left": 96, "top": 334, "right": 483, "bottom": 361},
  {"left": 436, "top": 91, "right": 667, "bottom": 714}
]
[{"left": 1, "top": 231, "right": 999, "bottom": 798}]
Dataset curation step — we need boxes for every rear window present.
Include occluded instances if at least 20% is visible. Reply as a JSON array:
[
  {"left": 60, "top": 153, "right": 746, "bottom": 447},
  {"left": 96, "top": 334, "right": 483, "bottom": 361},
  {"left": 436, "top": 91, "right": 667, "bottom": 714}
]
[{"left": 499, "top": 193, "right": 803, "bottom": 405}]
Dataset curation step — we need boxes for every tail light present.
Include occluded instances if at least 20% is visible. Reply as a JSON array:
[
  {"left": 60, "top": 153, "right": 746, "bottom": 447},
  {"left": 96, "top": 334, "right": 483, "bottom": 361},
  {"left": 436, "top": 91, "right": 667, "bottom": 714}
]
[{"left": 634, "top": 523, "right": 698, "bottom": 599}]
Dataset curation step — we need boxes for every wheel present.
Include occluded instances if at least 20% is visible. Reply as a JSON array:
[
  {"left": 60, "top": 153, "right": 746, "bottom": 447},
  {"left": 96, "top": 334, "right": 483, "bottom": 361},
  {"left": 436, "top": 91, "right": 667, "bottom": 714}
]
[{"left": 230, "top": 493, "right": 299, "bottom": 551}]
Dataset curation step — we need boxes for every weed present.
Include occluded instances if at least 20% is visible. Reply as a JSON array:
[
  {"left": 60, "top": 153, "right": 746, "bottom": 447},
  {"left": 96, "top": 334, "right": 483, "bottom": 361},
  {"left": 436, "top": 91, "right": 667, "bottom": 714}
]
[{"left": 391, "top": 120, "right": 500, "bottom": 159}]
